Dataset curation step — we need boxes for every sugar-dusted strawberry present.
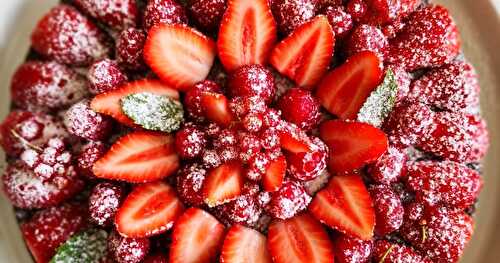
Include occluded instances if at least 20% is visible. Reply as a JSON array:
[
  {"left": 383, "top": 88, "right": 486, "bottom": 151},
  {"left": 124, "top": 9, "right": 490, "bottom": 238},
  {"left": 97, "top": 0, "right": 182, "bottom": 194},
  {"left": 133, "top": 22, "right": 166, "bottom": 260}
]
[
  {"left": 64, "top": 99, "right": 114, "bottom": 141},
  {"left": 316, "top": 51, "right": 383, "bottom": 120},
  {"left": 286, "top": 137, "right": 328, "bottom": 181},
  {"left": 270, "top": 15, "right": 335, "bottom": 88},
  {"left": 116, "top": 181, "right": 184, "bottom": 237},
  {"left": 31, "top": 4, "right": 110, "bottom": 66},
  {"left": 93, "top": 131, "right": 180, "bottom": 183},
  {"left": 175, "top": 124, "right": 207, "bottom": 159},
  {"left": 271, "top": 0, "right": 317, "bottom": 35},
  {"left": 221, "top": 224, "right": 272, "bottom": 263},
  {"left": 309, "top": 174, "right": 376, "bottom": 240},
  {"left": 144, "top": 24, "right": 216, "bottom": 91},
  {"left": 277, "top": 88, "right": 321, "bottom": 131},
  {"left": 116, "top": 27, "right": 147, "bottom": 70},
  {"left": 267, "top": 213, "right": 334, "bottom": 263},
  {"left": 372, "top": 240, "right": 431, "bottom": 263},
  {"left": 333, "top": 234, "right": 373, "bottom": 263},
  {"left": 20, "top": 203, "right": 88, "bottom": 263},
  {"left": 367, "top": 146, "right": 407, "bottom": 184},
  {"left": 218, "top": 183, "right": 263, "bottom": 226},
  {"left": 188, "top": 0, "right": 227, "bottom": 31},
  {"left": 203, "top": 161, "right": 244, "bottom": 207},
  {"left": 76, "top": 141, "right": 108, "bottom": 179},
  {"left": 108, "top": 230, "right": 150, "bottom": 263},
  {"left": 266, "top": 180, "right": 311, "bottom": 219},
  {"left": 73, "top": 0, "right": 138, "bottom": 30},
  {"left": 276, "top": 121, "right": 312, "bottom": 153},
  {"left": 369, "top": 185, "right": 404, "bottom": 235},
  {"left": 323, "top": 6, "right": 353, "bottom": 38},
  {"left": 320, "top": 120, "right": 388, "bottom": 173},
  {"left": 263, "top": 155, "right": 287, "bottom": 192},
  {"left": 242, "top": 113, "right": 264, "bottom": 133},
  {"left": 344, "top": 24, "right": 388, "bottom": 58},
  {"left": 184, "top": 80, "right": 222, "bottom": 121},
  {"left": 143, "top": 0, "right": 188, "bottom": 30},
  {"left": 229, "top": 96, "right": 268, "bottom": 120},
  {"left": 228, "top": 65, "right": 276, "bottom": 103},
  {"left": 91, "top": 79, "right": 179, "bottom": 127},
  {"left": 346, "top": 0, "right": 367, "bottom": 21},
  {"left": 88, "top": 59, "right": 128, "bottom": 95},
  {"left": 200, "top": 92, "right": 234, "bottom": 127},
  {"left": 170, "top": 208, "right": 225, "bottom": 263},
  {"left": 11, "top": 61, "right": 88, "bottom": 111},
  {"left": 387, "top": 64, "right": 411, "bottom": 103},
  {"left": 362, "top": 0, "right": 421, "bottom": 25},
  {"left": 88, "top": 182, "right": 125, "bottom": 227},
  {"left": 217, "top": 0, "right": 277, "bottom": 72},
  {"left": 176, "top": 163, "right": 207, "bottom": 206},
  {"left": 386, "top": 5, "right": 461, "bottom": 71}
]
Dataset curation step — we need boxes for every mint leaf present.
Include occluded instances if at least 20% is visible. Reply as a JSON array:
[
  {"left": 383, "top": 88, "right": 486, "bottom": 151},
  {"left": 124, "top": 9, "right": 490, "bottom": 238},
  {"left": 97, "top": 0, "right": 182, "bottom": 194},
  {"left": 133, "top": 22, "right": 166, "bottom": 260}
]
[
  {"left": 121, "top": 92, "right": 184, "bottom": 133},
  {"left": 50, "top": 229, "right": 108, "bottom": 263},
  {"left": 357, "top": 69, "right": 398, "bottom": 127}
]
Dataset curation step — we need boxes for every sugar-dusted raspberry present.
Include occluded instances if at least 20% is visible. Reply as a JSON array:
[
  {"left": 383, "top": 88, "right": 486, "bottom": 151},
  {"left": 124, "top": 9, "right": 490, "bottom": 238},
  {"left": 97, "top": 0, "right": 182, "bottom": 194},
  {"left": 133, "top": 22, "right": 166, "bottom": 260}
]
[
  {"left": 31, "top": 4, "right": 111, "bottom": 66},
  {"left": 205, "top": 122, "right": 222, "bottom": 138},
  {"left": 218, "top": 183, "right": 263, "bottom": 226},
  {"left": 405, "top": 202, "right": 424, "bottom": 221},
  {"left": 324, "top": 6, "right": 353, "bottom": 38},
  {"left": 238, "top": 132, "right": 262, "bottom": 163},
  {"left": 316, "top": 0, "right": 343, "bottom": 12},
  {"left": 246, "top": 152, "right": 271, "bottom": 181},
  {"left": 242, "top": 113, "right": 264, "bottom": 133},
  {"left": 219, "top": 146, "right": 239, "bottom": 163},
  {"left": 73, "top": 0, "right": 138, "bottom": 31},
  {"left": 229, "top": 96, "right": 268, "bottom": 119},
  {"left": 277, "top": 88, "right": 321, "bottom": 131},
  {"left": 11, "top": 61, "right": 88, "bottom": 111},
  {"left": 362, "top": 0, "right": 420, "bottom": 25},
  {"left": 381, "top": 18, "right": 406, "bottom": 39},
  {"left": 188, "top": 0, "right": 227, "bottom": 31},
  {"left": 176, "top": 163, "right": 207, "bottom": 206},
  {"left": 262, "top": 108, "right": 282, "bottom": 128},
  {"left": 76, "top": 141, "right": 108, "bottom": 179},
  {"left": 286, "top": 137, "right": 327, "bottom": 181},
  {"left": 184, "top": 80, "right": 222, "bottom": 121},
  {"left": 202, "top": 149, "right": 222, "bottom": 169},
  {"left": 108, "top": 230, "right": 150, "bottom": 263},
  {"left": 271, "top": 0, "right": 317, "bottom": 35},
  {"left": 175, "top": 124, "right": 207, "bottom": 159},
  {"left": 265, "top": 180, "right": 312, "bottom": 219},
  {"left": 368, "top": 146, "right": 407, "bottom": 184},
  {"left": 369, "top": 185, "right": 404, "bottom": 236},
  {"left": 261, "top": 128, "right": 281, "bottom": 150},
  {"left": 372, "top": 240, "right": 431, "bottom": 263},
  {"left": 345, "top": 24, "right": 388, "bottom": 58},
  {"left": 116, "top": 27, "right": 147, "bottom": 70},
  {"left": 333, "top": 235, "right": 373, "bottom": 263},
  {"left": 228, "top": 65, "right": 276, "bottom": 103},
  {"left": 346, "top": 0, "right": 367, "bottom": 21},
  {"left": 64, "top": 99, "right": 114, "bottom": 141},
  {"left": 143, "top": 0, "right": 188, "bottom": 30},
  {"left": 89, "top": 182, "right": 125, "bottom": 226},
  {"left": 212, "top": 128, "right": 238, "bottom": 149},
  {"left": 88, "top": 59, "right": 128, "bottom": 95}
]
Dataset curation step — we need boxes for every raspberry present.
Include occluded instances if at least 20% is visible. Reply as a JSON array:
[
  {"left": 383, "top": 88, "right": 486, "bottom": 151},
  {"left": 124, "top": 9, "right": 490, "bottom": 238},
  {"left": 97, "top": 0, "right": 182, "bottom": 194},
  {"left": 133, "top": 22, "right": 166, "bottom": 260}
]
[
  {"left": 228, "top": 65, "right": 276, "bottom": 103},
  {"left": 345, "top": 24, "right": 388, "bottom": 58},
  {"left": 367, "top": 146, "right": 407, "bottom": 184},
  {"left": 271, "top": 0, "right": 317, "bottom": 35},
  {"left": 346, "top": 0, "right": 367, "bottom": 21},
  {"left": 188, "top": 0, "right": 227, "bottom": 31},
  {"left": 362, "top": 0, "right": 420, "bottom": 25},
  {"left": 369, "top": 185, "right": 404, "bottom": 236},
  {"left": 245, "top": 152, "right": 271, "bottom": 181},
  {"left": 265, "top": 180, "right": 312, "bottom": 219},
  {"left": 76, "top": 141, "right": 108, "bottom": 179},
  {"left": 176, "top": 163, "right": 207, "bottom": 206},
  {"left": 218, "top": 184, "right": 263, "bottom": 226},
  {"left": 372, "top": 240, "right": 431, "bottom": 263},
  {"left": 286, "top": 137, "right": 327, "bottom": 181},
  {"left": 242, "top": 113, "right": 264, "bottom": 133},
  {"left": 333, "top": 235, "right": 373, "bottom": 263},
  {"left": 262, "top": 108, "right": 282, "bottom": 128},
  {"left": 219, "top": 146, "right": 239, "bottom": 163},
  {"left": 89, "top": 182, "right": 125, "bottom": 226},
  {"left": 238, "top": 132, "right": 262, "bottom": 163},
  {"left": 11, "top": 61, "right": 88, "bottom": 111},
  {"left": 212, "top": 128, "right": 238, "bottom": 149},
  {"left": 184, "top": 80, "right": 222, "bottom": 121},
  {"left": 31, "top": 4, "right": 111, "bottom": 66},
  {"left": 381, "top": 18, "right": 406, "bottom": 39},
  {"left": 316, "top": 0, "right": 343, "bottom": 12},
  {"left": 202, "top": 149, "right": 222, "bottom": 169},
  {"left": 261, "top": 128, "right": 280, "bottom": 150},
  {"left": 116, "top": 27, "right": 147, "bottom": 70},
  {"left": 405, "top": 202, "right": 424, "bottom": 221},
  {"left": 143, "top": 0, "right": 188, "bottom": 30},
  {"left": 73, "top": 0, "right": 138, "bottom": 31},
  {"left": 205, "top": 122, "right": 222, "bottom": 138},
  {"left": 108, "top": 230, "right": 150, "bottom": 263},
  {"left": 64, "top": 99, "right": 114, "bottom": 141},
  {"left": 324, "top": 6, "right": 353, "bottom": 38},
  {"left": 229, "top": 96, "right": 268, "bottom": 119},
  {"left": 175, "top": 124, "right": 207, "bottom": 159},
  {"left": 88, "top": 59, "right": 128, "bottom": 95},
  {"left": 277, "top": 88, "right": 321, "bottom": 131}
]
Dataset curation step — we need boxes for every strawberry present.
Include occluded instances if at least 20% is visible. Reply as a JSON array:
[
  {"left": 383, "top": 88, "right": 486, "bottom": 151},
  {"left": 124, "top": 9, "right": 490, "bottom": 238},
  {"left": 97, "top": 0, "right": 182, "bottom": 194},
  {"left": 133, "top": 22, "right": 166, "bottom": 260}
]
[
  {"left": 263, "top": 155, "right": 287, "bottom": 192},
  {"left": 217, "top": 0, "right": 277, "bottom": 72},
  {"left": 73, "top": 0, "right": 138, "bottom": 31},
  {"left": 267, "top": 213, "right": 334, "bottom": 263},
  {"left": 144, "top": 24, "right": 216, "bottom": 91},
  {"left": 308, "top": 174, "right": 376, "bottom": 240},
  {"left": 93, "top": 131, "right": 180, "bottom": 183},
  {"left": 170, "top": 208, "right": 225, "bottom": 263},
  {"left": 276, "top": 122, "right": 312, "bottom": 153},
  {"left": 91, "top": 79, "right": 179, "bottom": 127},
  {"left": 372, "top": 240, "right": 431, "bottom": 263},
  {"left": 200, "top": 92, "right": 234, "bottom": 127},
  {"left": 271, "top": 0, "right": 317, "bottom": 35},
  {"left": 115, "top": 181, "right": 184, "bottom": 238},
  {"left": 320, "top": 120, "right": 388, "bottom": 173},
  {"left": 270, "top": 15, "right": 335, "bottom": 88},
  {"left": 220, "top": 224, "right": 272, "bottom": 263},
  {"left": 316, "top": 51, "right": 383, "bottom": 120},
  {"left": 203, "top": 161, "right": 245, "bottom": 207},
  {"left": 333, "top": 235, "right": 373, "bottom": 263}
]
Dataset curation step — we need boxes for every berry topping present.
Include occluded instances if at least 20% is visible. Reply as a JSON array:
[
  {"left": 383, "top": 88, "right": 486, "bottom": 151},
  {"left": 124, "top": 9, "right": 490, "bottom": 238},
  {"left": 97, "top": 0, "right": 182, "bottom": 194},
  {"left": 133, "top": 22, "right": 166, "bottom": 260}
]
[
  {"left": 228, "top": 65, "right": 276, "bottom": 103},
  {"left": 143, "top": 0, "right": 188, "bottom": 30},
  {"left": 188, "top": 0, "right": 227, "bottom": 31},
  {"left": 372, "top": 240, "right": 430, "bottom": 263},
  {"left": 176, "top": 163, "right": 207, "bottom": 206},
  {"left": 218, "top": 184, "right": 263, "bottom": 226},
  {"left": 200, "top": 92, "right": 235, "bottom": 127},
  {"left": 203, "top": 161, "right": 244, "bottom": 207},
  {"left": 367, "top": 146, "right": 407, "bottom": 184},
  {"left": 184, "top": 80, "right": 222, "bottom": 121},
  {"left": 277, "top": 88, "right": 321, "bottom": 131},
  {"left": 271, "top": 0, "right": 317, "bottom": 35},
  {"left": 263, "top": 155, "right": 287, "bottom": 192},
  {"left": 73, "top": 0, "right": 138, "bottom": 31},
  {"left": 369, "top": 185, "right": 404, "bottom": 235},
  {"left": 88, "top": 59, "right": 128, "bottom": 95},
  {"left": 344, "top": 24, "right": 388, "bottom": 58},
  {"left": 266, "top": 180, "right": 311, "bottom": 219},
  {"left": 76, "top": 142, "right": 108, "bottom": 179},
  {"left": 237, "top": 132, "right": 262, "bottom": 162},
  {"left": 324, "top": 6, "right": 354, "bottom": 38},
  {"left": 116, "top": 27, "right": 147, "bottom": 70},
  {"left": 333, "top": 235, "right": 373, "bottom": 263},
  {"left": 175, "top": 124, "right": 207, "bottom": 159},
  {"left": 64, "top": 99, "right": 114, "bottom": 141},
  {"left": 108, "top": 230, "right": 150, "bottom": 263},
  {"left": 346, "top": 0, "right": 368, "bottom": 21},
  {"left": 220, "top": 224, "right": 272, "bottom": 263},
  {"left": 362, "top": 0, "right": 420, "bottom": 25},
  {"left": 286, "top": 137, "right": 328, "bottom": 181},
  {"left": 229, "top": 96, "right": 267, "bottom": 119},
  {"left": 88, "top": 182, "right": 125, "bottom": 226}
]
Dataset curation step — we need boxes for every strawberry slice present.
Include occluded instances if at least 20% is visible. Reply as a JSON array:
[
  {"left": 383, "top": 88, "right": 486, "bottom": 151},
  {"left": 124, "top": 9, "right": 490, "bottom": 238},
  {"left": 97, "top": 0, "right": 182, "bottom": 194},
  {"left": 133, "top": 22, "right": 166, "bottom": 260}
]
[
  {"left": 316, "top": 51, "right": 383, "bottom": 120},
  {"left": 116, "top": 181, "right": 184, "bottom": 238},
  {"left": 263, "top": 155, "right": 287, "bottom": 192},
  {"left": 93, "top": 131, "right": 180, "bottom": 183},
  {"left": 170, "top": 208, "right": 225, "bottom": 263},
  {"left": 217, "top": 0, "right": 277, "bottom": 72},
  {"left": 308, "top": 174, "right": 376, "bottom": 240},
  {"left": 90, "top": 79, "right": 179, "bottom": 127},
  {"left": 221, "top": 224, "right": 272, "bottom": 263},
  {"left": 320, "top": 120, "right": 388, "bottom": 173},
  {"left": 203, "top": 161, "right": 244, "bottom": 207},
  {"left": 277, "top": 122, "right": 312, "bottom": 153},
  {"left": 144, "top": 24, "right": 216, "bottom": 91},
  {"left": 270, "top": 15, "right": 335, "bottom": 88},
  {"left": 200, "top": 92, "right": 234, "bottom": 127},
  {"left": 267, "top": 213, "right": 334, "bottom": 263}
]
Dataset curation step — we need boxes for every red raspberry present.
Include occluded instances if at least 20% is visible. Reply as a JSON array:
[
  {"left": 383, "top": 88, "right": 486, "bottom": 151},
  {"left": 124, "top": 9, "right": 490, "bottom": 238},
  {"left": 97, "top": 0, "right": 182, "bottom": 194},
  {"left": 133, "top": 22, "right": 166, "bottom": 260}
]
[
  {"left": 271, "top": 0, "right": 317, "bottom": 35},
  {"left": 108, "top": 230, "right": 150, "bottom": 263},
  {"left": 219, "top": 146, "right": 239, "bottom": 163},
  {"left": 242, "top": 113, "right": 264, "bottom": 133},
  {"left": 143, "top": 0, "right": 188, "bottom": 30},
  {"left": 367, "top": 146, "right": 407, "bottom": 184},
  {"left": 116, "top": 27, "right": 147, "bottom": 70},
  {"left": 89, "top": 182, "right": 125, "bottom": 226},
  {"left": 246, "top": 152, "right": 271, "bottom": 181},
  {"left": 64, "top": 99, "right": 114, "bottom": 141},
  {"left": 277, "top": 88, "right": 321, "bottom": 131},
  {"left": 386, "top": 5, "right": 460, "bottom": 71},
  {"left": 176, "top": 163, "right": 207, "bottom": 206},
  {"left": 346, "top": 0, "right": 367, "bottom": 21},
  {"left": 88, "top": 59, "right": 128, "bottom": 95},
  {"left": 229, "top": 96, "right": 268, "bottom": 119},
  {"left": 188, "top": 0, "right": 227, "bottom": 31},
  {"left": 184, "top": 80, "right": 222, "bottom": 121},
  {"left": 345, "top": 24, "right": 388, "bottom": 58},
  {"left": 324, "top": 6, "right": 354, "bottom": 38},
  {"left": 362, "top": 0, "right": 420, "bottom": 25},
  {"left": 238, "top": 132, "right": 262, "bottom": 163},
  {"left": 11, "top": 61, "right": 88, "bottom": 111},
  {"left": 76, "top": 141, "right": 108, "bottom": 179},
  {"left": 202, "top": 149, "right": 222, "bottom": 169},
  {"left": 316, "top": 0, "right": 343, "bottom": 12},
  {"left": 175, "top": 125, "right": 207, "bottom": 159},
  {"left": 333, "top": 235, "right": 373, "bottom": 263},
  {"left": 369, "top": 185, "right": 404, "bottom": 235},
  {"left": 405, "top": 202, "right": 424, "bottom": 221},
  {"left": 265, "top": 180, "right": 312, "bottom": 219},
  {"left": 262, "top": 108, "right": 282, "bottom": 128},
  {"left": 31, "top": 4, "right": 111, "bottom": 66},
  {"left": 205, "top": 122, "right": 222, "bottom": 138},
  {"left": 73, "top": 0, "right": 138, "bottom": 31},
  {"left": 212, "top": 128, "right": 238, "bottom": 149},
  {"left": 228, "top": 65, "right": 276, "bottom": 103},
  {"left": 286, "top": 137, "right": 327, "bottom": 181},
  {"left": 372, "top": 240, "right": 432, "bottom": 263},
  {"left": 218, "top": 184, "right": 263, "bottom": 226},
  {"left": 381, "top": 18, "right": 406, "bottom": 39},
  {"left": 261, "top": 128, "right": 281, "bottom": 150}
]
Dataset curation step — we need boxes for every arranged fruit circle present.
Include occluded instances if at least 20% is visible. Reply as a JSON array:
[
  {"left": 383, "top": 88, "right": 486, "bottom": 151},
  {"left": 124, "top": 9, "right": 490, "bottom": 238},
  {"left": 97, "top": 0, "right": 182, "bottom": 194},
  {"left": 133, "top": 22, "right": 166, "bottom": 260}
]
[{"left": 0, "top": 0, "right": 489, "bottom": 262}]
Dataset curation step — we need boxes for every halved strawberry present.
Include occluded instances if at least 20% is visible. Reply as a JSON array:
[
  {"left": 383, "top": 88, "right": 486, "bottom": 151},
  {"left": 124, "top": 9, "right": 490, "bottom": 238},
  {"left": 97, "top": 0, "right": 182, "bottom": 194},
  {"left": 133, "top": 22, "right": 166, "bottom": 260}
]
[
  {"left": 170, "top": 208, "right": 226, "bottom": 263},
  {"left": 267, "top": 213, "right": 334, "bottom": 263},
  {"left": 91, "top": 79, "right": 179, "bottom": 127},
  {"left": 203, "top": 161, "right": 244, "bottom": 207},
  {"left": 320, "top": 120, "right": 388, "bottom": 173},
  {"left": 316, "top": 51, "right": 383, "bottom": 120},
  {"left": 93, "top": 131, "right": 179, "bottom": 183},
  {"left": 217, "top": 0, "right": 277, "bottom": 72},
  {"left": 144, "top": 24, "right": 216, "bottom": 91},
  {"left": 308, "top": 174, "right": 376, "bottom": 240},
  {"left": 115, "top": 181, "right": 184, "bottom": 238},
  {"left": 200, "top": 92, "right": 234, "bottom": 127},
  {"left": 277, "top": 123, "right": 312, "bottom": 153},
  {"left": 263, "top": 155, "right": 287, "bottom": 192},
  {"left": 269, "top": 15, "right": 335, "bottom": 88},
  {"left": 221, "top": 224, "right": 272, "bottom": 263}
]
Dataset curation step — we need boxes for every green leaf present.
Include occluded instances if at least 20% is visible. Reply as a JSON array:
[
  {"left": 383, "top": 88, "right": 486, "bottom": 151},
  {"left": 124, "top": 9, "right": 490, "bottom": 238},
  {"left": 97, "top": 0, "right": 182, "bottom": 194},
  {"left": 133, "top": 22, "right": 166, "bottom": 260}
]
[
  {"left": 121, "top": 92, "right": 184, "bottom": 133},
  {"left": 50, "top": 229, "right": 108, "bottom": 263},
  {"left": 357, "top": 69, "right": 398, "bottom": 127}
]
